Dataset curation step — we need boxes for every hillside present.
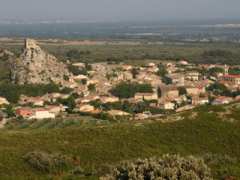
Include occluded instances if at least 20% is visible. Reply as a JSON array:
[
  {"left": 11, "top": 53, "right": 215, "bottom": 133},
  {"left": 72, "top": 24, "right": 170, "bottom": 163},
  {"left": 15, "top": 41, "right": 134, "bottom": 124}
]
[{"left": 0, "top": 103, "right": 240, "bottom": 179}]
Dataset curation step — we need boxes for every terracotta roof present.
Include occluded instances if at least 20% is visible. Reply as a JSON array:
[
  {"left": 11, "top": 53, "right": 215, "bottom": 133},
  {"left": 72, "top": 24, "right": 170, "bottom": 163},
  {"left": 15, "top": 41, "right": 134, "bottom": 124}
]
[{"left": 223, "top": 74, "right": 240, "bottom": 78}]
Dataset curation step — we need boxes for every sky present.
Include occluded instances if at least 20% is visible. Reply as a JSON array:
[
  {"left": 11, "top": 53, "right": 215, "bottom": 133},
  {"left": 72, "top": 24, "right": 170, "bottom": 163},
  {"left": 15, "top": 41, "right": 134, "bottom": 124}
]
[{"left": 0, "top": 0, "right": 240, "bottom": 22}]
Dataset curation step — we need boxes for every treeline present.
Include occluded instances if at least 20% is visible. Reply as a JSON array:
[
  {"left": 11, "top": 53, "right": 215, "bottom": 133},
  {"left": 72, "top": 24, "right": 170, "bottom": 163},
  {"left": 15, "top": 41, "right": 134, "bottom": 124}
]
[
  {"left": 196, "top": 49, "right": 240, "bottom": 65},
  {"left": 61, "top": 47, "right": 240, "bottom": 65},
  {"left": 0, "top": 83, "right": 67, "bottom": 103}
]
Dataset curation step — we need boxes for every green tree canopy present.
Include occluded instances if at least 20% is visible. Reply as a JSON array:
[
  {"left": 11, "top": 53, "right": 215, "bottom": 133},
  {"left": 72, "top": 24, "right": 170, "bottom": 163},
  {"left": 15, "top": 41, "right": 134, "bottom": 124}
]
[{"left": 110, "top": 82, "right": 153, "bottom": 99}]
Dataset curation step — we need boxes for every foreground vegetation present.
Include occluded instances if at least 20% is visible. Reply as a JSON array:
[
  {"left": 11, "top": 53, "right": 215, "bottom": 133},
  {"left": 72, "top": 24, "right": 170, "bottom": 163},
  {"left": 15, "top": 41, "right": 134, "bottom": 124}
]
[
  {"left": 102, "top": 154, "right": 212, "bottom": 179},
  {"left": 0, "top": 103, "right": 240, "bottom": 179}
]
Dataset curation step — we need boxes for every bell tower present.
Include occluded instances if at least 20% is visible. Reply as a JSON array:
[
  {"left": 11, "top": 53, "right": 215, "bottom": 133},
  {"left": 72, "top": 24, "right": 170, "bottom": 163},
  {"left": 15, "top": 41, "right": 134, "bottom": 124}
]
[{"left": 224, "top": 64, "right": 229, "bottom": 75}]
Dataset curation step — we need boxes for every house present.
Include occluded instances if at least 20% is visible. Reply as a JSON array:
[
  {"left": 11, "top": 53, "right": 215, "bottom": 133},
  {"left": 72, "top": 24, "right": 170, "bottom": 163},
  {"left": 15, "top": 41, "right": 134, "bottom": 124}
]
[
  {"left": 122, "top": 65, "right": 133, "bottom": 71},
  {"left": 192, "top": 96, "right": 209, "bottom": 106},
  {"left": 212, "top": 96, "right": 233, "bottom": 105},
  {"left": 185, "top": 71, "right": 200, "bottom": 81},
  {"left": 80, "top": 95, "right": 100, "bottom": 103},
  {"left": 73, "top": 75, "right": 88, "bottom": 81},
  {"left": 16, "top": 108, "right": 55, "bottom": 119},
  {"left": 30, "top": 109, "right": 55, "bottom": 120},
  {"left": 186, "top": 87, "right": 205, "bottom": 96},
  {"left": 45, "top": 93, "right": 69, "bottom": 103},
  {"left": 116, "top": 71, "right": 133, "bottom": 81},
  {"left": 134, "top": 92, "right": 158, "bottom": 101},
  {"left": 174, "top": 95, "right": 188, "bottom": 105},
  {"left": 79, "top": 104, "right": 95, "bottom": 113},
  {"left": 179, "top": 60, "right": 189, "bottom": 65},
  {"left": 32, "top": 99, "right": 45, "bottom": 107},
  {"left": 19, "top": 95, "right": 45, "bottom": 106},
  {"left": 160, "top": 101, "right": 175, "bottom": 110},
  {"left": 164, "top": 87, "right": 179, "bottom": 99},
  {"left": 235, "top": 95, "right": 240, "bottom": 101},
  {"left": 147, "top": 63, "right": 156, "bottom": 67},
  {"left": 176, "top": 105, "right": 194, "bottom": 112},
  {"left": 0, "top": 97, "right": 9, "bottom": 106},
  {"left": 46, "top": 105, "right": 65, "bottom": 115},
  {"left": 107, "top": 110, "right": 130, "bottom": 117},
  {"left": 16, "top": 107, "right": 56, "bottom": 120},
  {"left": 123, "top": 71, "right": 134, "bottom": 81},
  {"left": 220, "top": 74, "right": 240, "bottom": 86},
  {"left": 16, "top": 108, "right": 34, "bottom": 118},
  {"left": 134, "top": 113, "right": 150, "bottom": 120},
  {"left": 100, "top": 96, "right": 119, "bottom": 104},
  {"left": 72, "top": 63, "right": 85, "bottom": 68},
  {"left": 168, "top": 73, "right": 185, "bottom": 86}
]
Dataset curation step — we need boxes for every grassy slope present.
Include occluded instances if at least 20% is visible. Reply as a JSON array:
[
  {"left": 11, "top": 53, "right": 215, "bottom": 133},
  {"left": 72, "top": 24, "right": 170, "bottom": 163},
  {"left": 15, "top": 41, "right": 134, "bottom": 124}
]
[{"left": 0, "top": 104, "right": 240, "bottom": 179}]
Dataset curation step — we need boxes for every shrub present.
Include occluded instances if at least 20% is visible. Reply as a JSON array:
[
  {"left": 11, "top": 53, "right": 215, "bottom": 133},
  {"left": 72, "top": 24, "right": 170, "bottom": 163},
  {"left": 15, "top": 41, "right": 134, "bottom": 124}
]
[
  {"left": 162, "top": 76, "right": 172, "bottom": 85},
  {"left": 68, "top": 65, "right": 87, "bottom": 75},
  {"left": 101, "top": 154, "right": 213, "bottom": 180},
  {"left": 207, "top": 83, "right": 231, "bottom": 96},
  {"left": 3, "top": 104, "right": 15, "bottom": 118},
  {"left": 57, "top": 95, "right": 76, "bottom": 113},
  {"left": 66, "top": 49, "right": 82, "bottom": 60},
  {"left": 23, "top": 151, "right": 72, "bottom": 174},
  {"left": 156, "top": 63, "right": 168, "bottom": 77},
  {"left": 88, "top": 84, "right": 96, "bottom": 92},
  {"left": 178, "top": 86, "right": 187, "bottom": 95}
]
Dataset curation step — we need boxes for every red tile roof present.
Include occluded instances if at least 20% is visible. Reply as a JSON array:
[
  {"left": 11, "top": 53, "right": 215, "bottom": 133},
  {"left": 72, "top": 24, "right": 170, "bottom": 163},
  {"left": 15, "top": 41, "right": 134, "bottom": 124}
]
[{"left": 223, "top": 74, "right": 240, "bottom": 78}]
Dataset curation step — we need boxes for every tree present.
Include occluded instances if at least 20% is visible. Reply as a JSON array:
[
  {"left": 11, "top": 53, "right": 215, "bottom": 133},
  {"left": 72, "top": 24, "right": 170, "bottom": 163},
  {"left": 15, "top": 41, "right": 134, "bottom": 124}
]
[
  {"left": 131, "top": 68, "right": 139, "bottom": 79},
  {"left": 88, "top": 84, "right": 96, "bottom": 92},
  {"left": 0, "top": 83, "right": 61, "bottom": 103},
  {"left": 110, "top": 82, "right": 153, "bottom": 99},
  {"left": 57, "top": 96, "right": 76, "bottom": 113},
  {"left": 66, "top": 49, "right": 81, "bottom": 60},
  {"left": 207, "top": 83, "right": 231, "bottom": 96},
  {"left": 178, "top": 87, "right": 187, "bottom": 95},
  {"left": 67, "top": 65, "right": 87, "bottom": 76},
  {"left": 162, "top": 76, "right": 172, "bottom": 85},
  {"left": 229, "top": 67, "right": 240, "bottom": 75},
  {"left": 85, "top": 63, "right": 92, "bottom": 71},
  {"left": 208, "top": 67, "right": 224, "bottom": 76},
  {"left": 81, "top": 79, "right": 87, "bottom": 85},
  {"left": 157, "top": 87, "right": 162, "bottom": 98},
  {"left": 3, "top": 104, "right": 15, "bottom": 118},
  {"left": 156, "top": 63, "right": 168, "bottom": 77}
]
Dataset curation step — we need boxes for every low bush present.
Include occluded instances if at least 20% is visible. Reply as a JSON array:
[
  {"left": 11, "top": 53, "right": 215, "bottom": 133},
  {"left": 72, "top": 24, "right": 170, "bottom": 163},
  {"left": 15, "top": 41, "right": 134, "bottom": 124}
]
[
  {"left": 101, "top": 154, "right": 213, "bottom": 180},
  {"left": 23, "top": 151, "right": 72, "bottom": 174}
]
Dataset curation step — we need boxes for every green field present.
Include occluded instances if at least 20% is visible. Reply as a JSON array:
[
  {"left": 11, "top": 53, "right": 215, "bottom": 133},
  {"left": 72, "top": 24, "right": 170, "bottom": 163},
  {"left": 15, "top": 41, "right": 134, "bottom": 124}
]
[
  {"left": 1, "top": 40, "right": 240, "bottom": 65},
  {"left": 0, "top": 103, "right": 240, "bottom": 179}
]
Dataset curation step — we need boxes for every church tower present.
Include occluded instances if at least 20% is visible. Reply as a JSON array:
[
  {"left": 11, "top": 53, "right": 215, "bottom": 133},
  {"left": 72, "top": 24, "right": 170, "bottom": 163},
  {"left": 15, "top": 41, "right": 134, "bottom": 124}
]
[{"left": 224, "top": 64, "right": 229, "bottom": 75}]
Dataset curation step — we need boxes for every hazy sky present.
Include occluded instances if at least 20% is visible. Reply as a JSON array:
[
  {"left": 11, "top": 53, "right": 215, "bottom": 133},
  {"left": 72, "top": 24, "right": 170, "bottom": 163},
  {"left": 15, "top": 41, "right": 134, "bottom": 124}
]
[{"left": 1, "top": 0, "right": 240, "bottom": 22}]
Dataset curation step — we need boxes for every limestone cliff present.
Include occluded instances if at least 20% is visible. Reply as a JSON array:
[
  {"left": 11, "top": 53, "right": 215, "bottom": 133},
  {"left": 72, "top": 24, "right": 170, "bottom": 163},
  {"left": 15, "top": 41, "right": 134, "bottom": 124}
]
[{"left": 11, "top": 39, "right": 71, "bottom": 85}]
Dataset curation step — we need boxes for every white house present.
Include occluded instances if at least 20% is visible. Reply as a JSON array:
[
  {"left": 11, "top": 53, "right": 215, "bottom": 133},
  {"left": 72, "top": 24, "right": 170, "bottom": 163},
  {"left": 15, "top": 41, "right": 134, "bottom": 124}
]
[
  {"left": 29, "top": 110, "right": 55, "bottom": 120},
  {"left": 0, "top": 97, "right": 9, "bottom": 106},
  {"left": 160, "top": 102, "right": 175, "bottom": 110}
]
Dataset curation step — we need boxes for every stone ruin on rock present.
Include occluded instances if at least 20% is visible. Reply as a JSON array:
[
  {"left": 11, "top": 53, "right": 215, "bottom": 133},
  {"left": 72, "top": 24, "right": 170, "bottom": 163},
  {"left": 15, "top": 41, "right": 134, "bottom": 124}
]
[{"left": 11, "top": 39, "right": 71, "bottom": 85}]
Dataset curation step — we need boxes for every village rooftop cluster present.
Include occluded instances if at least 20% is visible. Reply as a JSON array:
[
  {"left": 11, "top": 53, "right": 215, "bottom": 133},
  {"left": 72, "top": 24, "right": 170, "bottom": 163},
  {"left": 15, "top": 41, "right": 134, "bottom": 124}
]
[{"left": 0, "top": 57, "right": 240, "bottom": 125}]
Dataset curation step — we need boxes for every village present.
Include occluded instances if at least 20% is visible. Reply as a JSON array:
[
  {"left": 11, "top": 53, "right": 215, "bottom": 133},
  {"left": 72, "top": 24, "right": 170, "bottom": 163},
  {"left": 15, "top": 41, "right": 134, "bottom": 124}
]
[
  {"left": 0, "top": 57, "right": 239, "bottom": 125},
  {"left": 0, "top": 39, "right": 239, "bottom": 125}
]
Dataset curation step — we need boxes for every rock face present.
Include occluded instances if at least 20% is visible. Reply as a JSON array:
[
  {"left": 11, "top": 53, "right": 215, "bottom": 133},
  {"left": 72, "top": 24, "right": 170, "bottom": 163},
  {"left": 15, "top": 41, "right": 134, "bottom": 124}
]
[{"left": 11, "top": 39, "right": 71, "bottom": 85}]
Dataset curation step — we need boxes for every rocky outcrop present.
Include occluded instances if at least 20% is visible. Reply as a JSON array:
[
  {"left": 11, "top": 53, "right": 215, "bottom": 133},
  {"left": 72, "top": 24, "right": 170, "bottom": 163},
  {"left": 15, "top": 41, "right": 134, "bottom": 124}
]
[{"left": 11, "top": 39, "right": 71, "bottom": 85}]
